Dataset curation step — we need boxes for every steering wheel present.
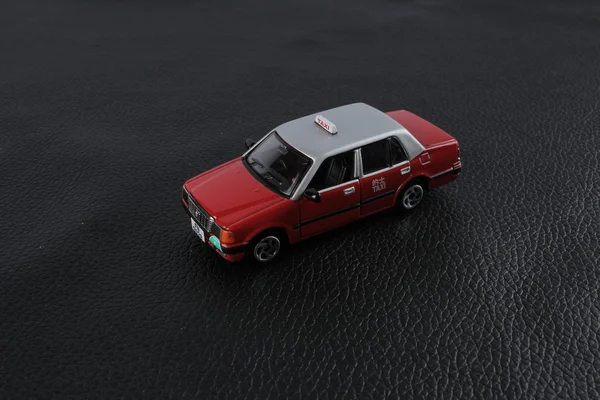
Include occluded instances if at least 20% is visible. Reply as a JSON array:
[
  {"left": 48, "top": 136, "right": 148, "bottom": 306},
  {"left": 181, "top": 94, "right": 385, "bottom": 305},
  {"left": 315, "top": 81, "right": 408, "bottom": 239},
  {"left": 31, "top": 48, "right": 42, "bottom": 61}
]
[{"left": 275, "top": 159, "right": 288, "bottom": 172}]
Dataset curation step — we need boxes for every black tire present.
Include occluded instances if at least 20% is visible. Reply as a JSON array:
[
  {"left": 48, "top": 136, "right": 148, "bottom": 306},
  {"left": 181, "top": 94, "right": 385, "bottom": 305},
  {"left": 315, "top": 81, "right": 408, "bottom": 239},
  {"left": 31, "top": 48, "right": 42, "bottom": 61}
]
[
  {"left": 246, "top": 231, "right": 285, "bottom": 263},
  {"left": 397, "top": 181, "right": 427, "bottom": 211}
]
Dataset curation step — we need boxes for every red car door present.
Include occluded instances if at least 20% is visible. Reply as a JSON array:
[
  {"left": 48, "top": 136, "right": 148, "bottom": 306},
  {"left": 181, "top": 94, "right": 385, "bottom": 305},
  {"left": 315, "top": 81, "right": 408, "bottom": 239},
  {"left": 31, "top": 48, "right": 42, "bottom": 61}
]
[
  {"left": 359, "top": 137, "right": 412, "bottom": 216},
  {"left": 299, "top": 151, "right": 360, "bottom": 237}
]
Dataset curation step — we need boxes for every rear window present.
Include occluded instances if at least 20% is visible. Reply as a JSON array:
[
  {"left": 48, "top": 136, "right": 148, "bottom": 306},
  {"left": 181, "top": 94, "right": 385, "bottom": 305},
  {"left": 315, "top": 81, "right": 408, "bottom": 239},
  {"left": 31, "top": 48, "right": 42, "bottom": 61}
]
[{"left": 389, "top": 137, "right": 408, "bottom": 165}]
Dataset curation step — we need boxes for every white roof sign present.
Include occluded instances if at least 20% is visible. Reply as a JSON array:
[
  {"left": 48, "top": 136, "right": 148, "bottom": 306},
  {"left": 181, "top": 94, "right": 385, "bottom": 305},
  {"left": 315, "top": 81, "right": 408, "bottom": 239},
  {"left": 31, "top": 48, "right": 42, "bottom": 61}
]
[{"left": 314, "top": 115, "right": 337, "bottom": 135}]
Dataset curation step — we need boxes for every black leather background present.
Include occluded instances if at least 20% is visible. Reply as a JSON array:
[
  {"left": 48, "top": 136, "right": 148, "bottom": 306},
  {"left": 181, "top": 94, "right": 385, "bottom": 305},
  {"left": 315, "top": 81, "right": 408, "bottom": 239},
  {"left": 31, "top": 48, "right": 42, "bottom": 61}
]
[{"left": 2, "top": 0, "right": 600, "bottom": 398}]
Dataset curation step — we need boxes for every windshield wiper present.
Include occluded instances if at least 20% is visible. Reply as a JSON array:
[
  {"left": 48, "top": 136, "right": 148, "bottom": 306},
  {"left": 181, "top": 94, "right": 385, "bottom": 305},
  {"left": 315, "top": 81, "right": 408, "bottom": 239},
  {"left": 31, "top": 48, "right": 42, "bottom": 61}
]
[{"left": 263, "top": 171, "right": 283, "bottom": 185}]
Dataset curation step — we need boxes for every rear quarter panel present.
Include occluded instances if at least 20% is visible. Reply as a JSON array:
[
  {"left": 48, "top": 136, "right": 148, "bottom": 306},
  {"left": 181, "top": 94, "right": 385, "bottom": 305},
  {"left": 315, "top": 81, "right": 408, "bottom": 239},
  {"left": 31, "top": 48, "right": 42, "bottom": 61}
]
[
  {"left": 387, "top": 109, "right": 460, "bottom": 189},
  {"left": 386, "top": 110, "right": 455, "bottom": 147},
  {"left": 413, "top": 143, "right": 460, "bottom": 189}
]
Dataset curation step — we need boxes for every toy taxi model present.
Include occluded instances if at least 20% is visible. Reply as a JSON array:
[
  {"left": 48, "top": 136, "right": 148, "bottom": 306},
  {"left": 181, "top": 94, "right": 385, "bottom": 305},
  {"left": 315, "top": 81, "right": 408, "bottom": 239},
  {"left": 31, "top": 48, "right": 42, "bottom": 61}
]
[{"left": 182, "top": 103, "right": 461, "bottom": 263}]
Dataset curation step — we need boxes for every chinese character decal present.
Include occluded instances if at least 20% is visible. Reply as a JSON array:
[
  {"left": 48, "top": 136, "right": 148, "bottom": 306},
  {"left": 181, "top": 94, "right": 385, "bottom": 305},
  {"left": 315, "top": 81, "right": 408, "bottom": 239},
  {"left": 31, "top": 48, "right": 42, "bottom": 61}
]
[{"left": 372, "top": 177, "right": 386, "bottom": 193}]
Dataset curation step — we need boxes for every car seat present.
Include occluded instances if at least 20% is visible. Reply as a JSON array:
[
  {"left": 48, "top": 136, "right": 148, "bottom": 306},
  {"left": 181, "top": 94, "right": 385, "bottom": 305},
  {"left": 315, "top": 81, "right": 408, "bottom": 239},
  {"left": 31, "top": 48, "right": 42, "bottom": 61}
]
[{"left": 324, "top": 158, "right": 348, "bottom": 187}]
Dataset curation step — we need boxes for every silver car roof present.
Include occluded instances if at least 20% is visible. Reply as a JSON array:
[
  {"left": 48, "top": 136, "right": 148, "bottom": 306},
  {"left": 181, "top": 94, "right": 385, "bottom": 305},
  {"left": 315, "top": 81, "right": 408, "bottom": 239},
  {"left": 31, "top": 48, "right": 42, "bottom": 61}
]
[
  {"left": 245, "top": 102, "right": 426, "bottom": 200},
  {"left": 275, "top": 102, "right": 424, "bottom": 165}
]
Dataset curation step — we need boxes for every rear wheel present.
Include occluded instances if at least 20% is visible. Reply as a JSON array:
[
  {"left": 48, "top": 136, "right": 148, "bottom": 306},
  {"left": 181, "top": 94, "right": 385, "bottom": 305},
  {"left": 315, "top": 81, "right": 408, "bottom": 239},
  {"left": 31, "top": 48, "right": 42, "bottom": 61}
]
[{"left": 398, "top": 181, "right": 426, "bottom": 211}]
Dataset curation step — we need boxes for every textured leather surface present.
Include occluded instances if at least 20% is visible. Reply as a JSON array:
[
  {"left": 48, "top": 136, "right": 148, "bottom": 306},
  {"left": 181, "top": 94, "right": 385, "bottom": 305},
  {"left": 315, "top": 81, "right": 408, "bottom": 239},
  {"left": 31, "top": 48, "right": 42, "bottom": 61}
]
[{"left": 2, "top": 0, "right": 600, "bottom": 398}]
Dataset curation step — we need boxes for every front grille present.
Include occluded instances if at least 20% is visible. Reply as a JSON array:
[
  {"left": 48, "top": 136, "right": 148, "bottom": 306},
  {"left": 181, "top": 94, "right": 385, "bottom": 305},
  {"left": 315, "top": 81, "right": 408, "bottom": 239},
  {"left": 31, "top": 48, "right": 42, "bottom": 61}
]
[{"left": 187, "top": 195, "right": 214, "bottom": 232}]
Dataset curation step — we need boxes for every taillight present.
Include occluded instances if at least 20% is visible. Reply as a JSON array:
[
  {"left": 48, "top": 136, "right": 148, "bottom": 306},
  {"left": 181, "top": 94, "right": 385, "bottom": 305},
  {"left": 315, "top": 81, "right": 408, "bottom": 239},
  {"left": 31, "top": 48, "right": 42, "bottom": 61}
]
[{"left": 457, "top": 146, "right": 461, "bottom": 161}]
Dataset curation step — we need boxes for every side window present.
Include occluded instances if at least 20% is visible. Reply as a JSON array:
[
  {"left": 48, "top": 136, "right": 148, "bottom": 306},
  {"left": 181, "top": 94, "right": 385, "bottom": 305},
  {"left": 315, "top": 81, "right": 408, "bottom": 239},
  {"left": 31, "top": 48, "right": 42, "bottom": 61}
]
[
  {"left": 308, "top": 151, "right": 355, "bottom": 191},
  {"left": 360, "top": 140, "right": 389, "bottom": 174},
  {"left": 389, "top": 137, "right": 408, "bottom": 165}
]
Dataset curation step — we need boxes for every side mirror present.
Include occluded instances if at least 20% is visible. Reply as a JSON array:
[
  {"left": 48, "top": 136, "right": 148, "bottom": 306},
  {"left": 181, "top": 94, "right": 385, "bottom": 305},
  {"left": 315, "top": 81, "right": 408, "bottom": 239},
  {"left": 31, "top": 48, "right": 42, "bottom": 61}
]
[
  {"left": 245, "top": 138, "right": 256, "bottom": 150},
  {"left": 303, "top": 188, "right": 321, "bottom": 203}
]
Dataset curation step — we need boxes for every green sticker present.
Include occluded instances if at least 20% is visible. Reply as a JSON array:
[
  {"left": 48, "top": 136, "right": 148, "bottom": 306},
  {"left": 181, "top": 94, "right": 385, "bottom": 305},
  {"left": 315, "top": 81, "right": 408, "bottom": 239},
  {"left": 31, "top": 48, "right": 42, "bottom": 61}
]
[{"left": 209, "top": 236, "right": 222, "bottom": 251}]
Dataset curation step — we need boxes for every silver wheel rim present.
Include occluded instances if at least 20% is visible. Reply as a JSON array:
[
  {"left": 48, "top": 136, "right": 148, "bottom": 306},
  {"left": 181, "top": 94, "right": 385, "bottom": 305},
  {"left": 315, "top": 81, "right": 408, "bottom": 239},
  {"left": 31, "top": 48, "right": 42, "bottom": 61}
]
[
  {"left": 253, "top": 236, "right": 281, "bottom": 262},
  {"left": 402, "top": 185, "right": 424, "bottom": 209}
]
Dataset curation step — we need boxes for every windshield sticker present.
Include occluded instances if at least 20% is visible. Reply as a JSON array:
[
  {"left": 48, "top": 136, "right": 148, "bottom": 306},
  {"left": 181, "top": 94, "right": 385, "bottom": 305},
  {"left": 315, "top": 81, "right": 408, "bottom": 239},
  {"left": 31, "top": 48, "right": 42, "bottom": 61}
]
[{"left": 372, "top": 177, "right": 386, "bottom": 193}]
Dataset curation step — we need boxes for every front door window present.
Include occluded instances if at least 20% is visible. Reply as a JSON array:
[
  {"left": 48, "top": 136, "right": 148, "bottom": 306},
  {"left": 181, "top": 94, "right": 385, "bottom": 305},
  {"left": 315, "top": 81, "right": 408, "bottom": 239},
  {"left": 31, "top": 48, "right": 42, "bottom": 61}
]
[{"left": 309, "top": 151, "right": 354, "bottom": 190}]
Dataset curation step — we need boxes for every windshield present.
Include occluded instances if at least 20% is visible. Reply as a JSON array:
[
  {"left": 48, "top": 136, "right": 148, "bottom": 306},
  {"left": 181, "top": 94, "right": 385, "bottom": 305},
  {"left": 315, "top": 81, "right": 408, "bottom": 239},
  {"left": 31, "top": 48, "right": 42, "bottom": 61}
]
[{"left": 245, "top": 131, "right": 312, "bottom": 196}]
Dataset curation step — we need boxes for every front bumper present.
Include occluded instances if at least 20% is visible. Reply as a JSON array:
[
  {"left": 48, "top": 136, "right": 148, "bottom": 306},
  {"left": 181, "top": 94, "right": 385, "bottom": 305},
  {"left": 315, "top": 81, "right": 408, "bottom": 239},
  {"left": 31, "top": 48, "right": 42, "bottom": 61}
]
[
  {"left": 181, "top": 199, "right": 247, "bottom": 262},
  {"left": 451, "top": 161, "right": 462, "bottom": 181}
]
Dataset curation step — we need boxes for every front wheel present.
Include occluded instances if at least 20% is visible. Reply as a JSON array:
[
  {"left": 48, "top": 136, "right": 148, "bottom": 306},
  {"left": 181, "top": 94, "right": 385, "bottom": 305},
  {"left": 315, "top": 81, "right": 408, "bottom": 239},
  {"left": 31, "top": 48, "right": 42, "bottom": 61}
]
[
  {"left": 398, "top": 182, "right": 425, "bottom": 211},
  {"left": 247, "top": 233, "right": 283, "bottom": 263}
]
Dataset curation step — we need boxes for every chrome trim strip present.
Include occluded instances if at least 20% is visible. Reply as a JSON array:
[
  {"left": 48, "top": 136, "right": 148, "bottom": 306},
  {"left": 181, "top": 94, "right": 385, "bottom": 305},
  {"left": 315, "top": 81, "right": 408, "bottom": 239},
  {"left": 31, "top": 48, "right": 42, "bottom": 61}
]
[
  {"left": 353, "top": 149, "right": 361, "bottom": 178},
  {"left": 392, "top": 160, "right": 410, "bottom": 168},
  {"left": 431, "top": 168, "right": 454, "bottom": 179},
  {"left": 361, "top": 161, "right": 409, "bottom": 178},
  {"left": 294, "top": 203, "right": 360, "bottom": 228},
  {"left": 362, "top": 189, "right": 396, "bottom": 205},
  {"left": 362, "top": 166, "right": 392, "bottom": 178},
  {"left": 319, "top": 179, "right": 359, "bottom": 194}
]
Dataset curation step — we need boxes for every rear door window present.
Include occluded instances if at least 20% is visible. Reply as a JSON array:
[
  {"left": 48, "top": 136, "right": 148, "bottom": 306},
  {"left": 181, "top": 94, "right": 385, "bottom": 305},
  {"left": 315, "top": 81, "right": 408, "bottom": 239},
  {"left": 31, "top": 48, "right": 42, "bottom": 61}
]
[{"left": 360, "top": 140, "right": 389, "bottom": 174}]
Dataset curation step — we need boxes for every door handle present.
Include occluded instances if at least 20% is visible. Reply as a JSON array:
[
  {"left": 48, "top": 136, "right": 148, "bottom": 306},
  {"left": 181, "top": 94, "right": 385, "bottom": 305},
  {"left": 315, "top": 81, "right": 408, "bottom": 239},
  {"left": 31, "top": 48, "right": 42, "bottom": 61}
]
[
  {"left": 401, "top": 166, "right": 411, "bottom": 175},
  {"left": 343, "top": 187, "right": 355, "bottom": 195}
]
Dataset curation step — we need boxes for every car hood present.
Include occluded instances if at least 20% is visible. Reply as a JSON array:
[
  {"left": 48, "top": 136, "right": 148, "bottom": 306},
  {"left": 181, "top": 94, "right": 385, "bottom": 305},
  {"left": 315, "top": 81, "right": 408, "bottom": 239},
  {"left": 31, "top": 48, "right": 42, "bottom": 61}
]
[{"left": 185, "top": 158, "right": 283, "bottom": 227}]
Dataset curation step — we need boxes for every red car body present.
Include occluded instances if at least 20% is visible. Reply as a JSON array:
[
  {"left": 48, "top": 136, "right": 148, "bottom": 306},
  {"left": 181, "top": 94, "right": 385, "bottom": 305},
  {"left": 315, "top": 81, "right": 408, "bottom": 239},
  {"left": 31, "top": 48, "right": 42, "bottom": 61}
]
[{"left": 182, "top": 104, "right": 461, "bottom": 263}]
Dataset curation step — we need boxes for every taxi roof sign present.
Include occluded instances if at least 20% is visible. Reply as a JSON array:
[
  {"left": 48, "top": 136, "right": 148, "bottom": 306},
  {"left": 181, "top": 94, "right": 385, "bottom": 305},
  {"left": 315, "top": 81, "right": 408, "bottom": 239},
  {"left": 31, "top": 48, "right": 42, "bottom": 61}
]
[{"left": 315, "top": 115, "right": 338, "bottom": 135}]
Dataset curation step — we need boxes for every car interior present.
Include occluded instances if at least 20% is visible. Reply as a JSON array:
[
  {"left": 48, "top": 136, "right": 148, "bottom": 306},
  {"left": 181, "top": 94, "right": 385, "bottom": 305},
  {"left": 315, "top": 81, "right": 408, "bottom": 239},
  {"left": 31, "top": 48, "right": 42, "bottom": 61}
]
[{"left": 310, "top": 152, "right": 354, "bottom": 190}]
